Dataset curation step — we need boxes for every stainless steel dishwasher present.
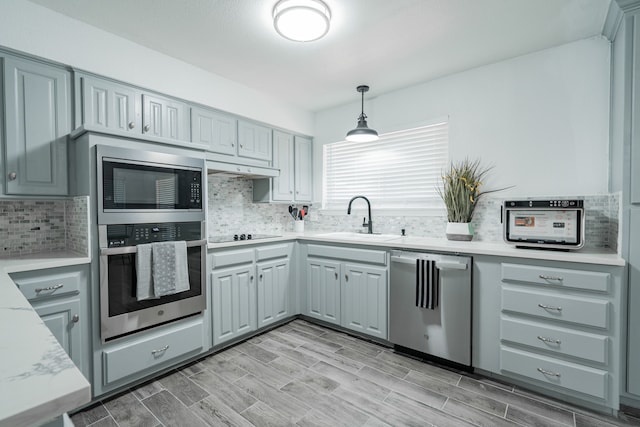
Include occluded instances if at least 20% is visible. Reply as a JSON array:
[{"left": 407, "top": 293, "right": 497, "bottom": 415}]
[{"left": 389, "top": 250, "right": 472, "bottom": 366}]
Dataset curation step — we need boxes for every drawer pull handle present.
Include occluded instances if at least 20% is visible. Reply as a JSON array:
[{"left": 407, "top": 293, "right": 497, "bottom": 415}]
[
  {"left": 539, "top": 275, "right": 563, "bottom": 281},
  {"left": 151, "top": 345, "right": 169, "bottom": 355},
  {"left": 35, "top": 284, "right": 64, "bottom": 293},
  {"left": 537, "top": 367, "right": 561, "bottom": 377},
  {"left": 538, "top": 303, "right": 562, "bottom": 312},
  {"left": 537, "top": 335, "right": 561, "bottom": 344}
]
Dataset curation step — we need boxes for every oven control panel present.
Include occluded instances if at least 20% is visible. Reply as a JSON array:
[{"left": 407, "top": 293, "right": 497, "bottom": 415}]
[{"left": 105, "top": 222, "right": 202, "bottom": 247}]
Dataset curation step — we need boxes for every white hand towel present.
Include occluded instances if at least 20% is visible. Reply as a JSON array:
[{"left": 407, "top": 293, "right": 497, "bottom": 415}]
[
  {"left": 152, "top": 241, "right": 189, "bottom": 297},
  {"left": 136, "top": 243, "right": 155, "bottom": 301}
]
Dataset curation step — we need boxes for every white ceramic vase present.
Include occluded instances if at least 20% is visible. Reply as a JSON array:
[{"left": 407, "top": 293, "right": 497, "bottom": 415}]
[{"left": 446, "top": 222, "right": 474, "bottom": 241}]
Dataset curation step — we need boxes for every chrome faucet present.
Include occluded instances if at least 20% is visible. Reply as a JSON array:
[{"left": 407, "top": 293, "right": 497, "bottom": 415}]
[{"left": 347, "top": 195, "right": 373, "bottom": 234}]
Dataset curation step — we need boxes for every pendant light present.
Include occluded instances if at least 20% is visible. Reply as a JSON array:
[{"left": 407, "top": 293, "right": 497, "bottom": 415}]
[
  {"left": 273, "top": 0, "right": 331, "bottom": 42},
  {"left": 346, "top": 85, "right": 379, "bottom": 142}
]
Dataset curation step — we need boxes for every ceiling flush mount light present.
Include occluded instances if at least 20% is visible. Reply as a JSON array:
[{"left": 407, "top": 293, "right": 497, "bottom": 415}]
[
  {"left": 273, "top": 0, "right": 331, "bottom": 42},
  {"left": 346, "top": 85, "right": 379, "bottom": 142}
]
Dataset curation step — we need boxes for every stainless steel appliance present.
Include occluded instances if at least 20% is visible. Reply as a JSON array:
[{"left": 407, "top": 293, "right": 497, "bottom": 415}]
[
  {"left": 97, "top": 145, "right": 205, "bottom": 224},
  {"left": 502, "top": 199, "right": 585, "bottom": 250},
  {"left": 99, "top": 221, "right": 206, "bottom": 342},
  {"left": 390, "top": 250, "right": 472, "bottom": 367}
]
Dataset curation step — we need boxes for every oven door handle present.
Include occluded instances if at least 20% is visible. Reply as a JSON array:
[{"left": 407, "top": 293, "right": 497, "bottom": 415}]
[{"left": 100, "top": 239, "right": 207, "bottom": 256}]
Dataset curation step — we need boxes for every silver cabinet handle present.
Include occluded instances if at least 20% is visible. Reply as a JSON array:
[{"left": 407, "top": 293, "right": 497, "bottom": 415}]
[
  {"left": 250, "top": 275, "right": 254, "bottom": 281},
  {"left": 128, "top": 121, "right": 135, "bottom": 129},
  {"left": 35, "top": 283, "right": 64, "bottom": 293},
  {"left": 539, "top": 275, "right": 563, "bottom": 281},
  {"left": 538, "top": 303, "right": 562, "bottom": 311},
  {"left": 143, "top": 124, "right": 150, "bottom": 132},
  {"left": 537, "top": 335, "right": 561, "bottom": 344},
  {"left": 72, "top": 314, "right": 80, "bottom": 323},
  {"left": 334, "top": 272, "right": 338, "bottom": 280},
  {"left": 537, "top": 367, "right": 561, "bottom": 377},
  {"left": 231, "top": 143, "right": 235, "bottom": 147},
  {"left": 259, "top": 274, "right": 263, "bottom": 280},
  {"left": 151, "top": 345, "right": 169, "bottom": 355},
  {"left": 8, "top": 171, "right": 17, "bottom": 181},
  {"left": 345, "top": 274, "right": 348, "bottom": 282},
  {"left": 240, "top": 144, "right": 243, "bottom": 148}
]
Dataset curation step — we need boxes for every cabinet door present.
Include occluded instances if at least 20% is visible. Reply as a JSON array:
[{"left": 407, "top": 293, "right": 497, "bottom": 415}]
[
  {"left": 629, "top": 210, "right": 640, "bottom": 395},
  {"left": 142, "top": 94, "right": 190, "bottom": 142},
  {"left": 306, "top": 258, "right": 341, "bottom": 325},
  {"left": 34, "top": 297, "right": 83, "bottom": 373},
  {"left": 191, "top": 107, "right": 237, "bottom": 155},
  {"left": 211, "top": 264, "right": 256, "bottom": 345},
  {"left": 294, "top": 136, "right": 313, "bottom": 202},
  {"left": 272, "top": 130, "right": 294, "bottom": 201},
  {"left": 342, "top": 263, "right": 388, "bottom": 339},
  {"left": 3, "top": 56, "right": 70, "bottom": 195},
  {"left": 237, "top": 120, "right": 272, "bottom": 161},
  {"left": 632, "top": 14, "right": 640, "bottom": 204},
  {"left": 81, "top": 75, "right": 139, "bottom": 134},
  {"left": 257, "top": 258, "right": 290, "bottom": 328}
]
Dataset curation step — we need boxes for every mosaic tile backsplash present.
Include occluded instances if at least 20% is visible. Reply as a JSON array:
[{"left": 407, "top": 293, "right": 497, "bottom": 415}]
[
  {"left": 208, "top": 176, "right": 621, "bottom": 252},
  {"left": 0, "top": 197, "right": 89, "bottom": 257}
]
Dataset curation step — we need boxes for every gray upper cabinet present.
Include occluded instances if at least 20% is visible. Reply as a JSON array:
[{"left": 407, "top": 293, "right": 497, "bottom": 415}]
[
  {"left": 3, "top": 56, "right": 70, "bottom": 196},
  {"left": 294, "top": 136, "right": 313, "bottom": 202},
  {"left": 79, "top": 74, "right": 140, "bottom": 134},
  {"left": 254, "top": 132, "right": 313, "bottom": 203},
  {"left": 142, "top": 93, "right": 190, "bottom": 142},
  {"left": 238, "top": 120, "right": 272, "bottom": 161},
  {"left": 191, "top": 106, "right": 237, "bottom": 155}
]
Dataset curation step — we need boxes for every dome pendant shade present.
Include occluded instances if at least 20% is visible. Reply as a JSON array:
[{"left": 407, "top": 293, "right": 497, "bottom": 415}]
[
  {"left": 273, "top": 0, "right": 331, "bottom": 42},
  {"left": 346, "top": 85, "right": 379, "bottom": 142}
]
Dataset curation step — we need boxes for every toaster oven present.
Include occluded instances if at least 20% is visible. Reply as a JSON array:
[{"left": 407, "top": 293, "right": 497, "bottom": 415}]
[{"left": 502, "top": 199, "right": 585, "bottom": 250}]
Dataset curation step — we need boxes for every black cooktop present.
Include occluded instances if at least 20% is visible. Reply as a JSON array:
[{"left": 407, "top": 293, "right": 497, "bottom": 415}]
[{"left": 209, "top": 233, "right": 281, "bottom": 243}]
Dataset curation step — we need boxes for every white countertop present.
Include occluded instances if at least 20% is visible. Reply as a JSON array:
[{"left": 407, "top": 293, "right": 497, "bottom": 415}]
[
  {"left": 0, "top": 252, "right": 92, "bottom": 427},
  {"left": 208, "top": 231, "right": 625, "bottom": 266}
]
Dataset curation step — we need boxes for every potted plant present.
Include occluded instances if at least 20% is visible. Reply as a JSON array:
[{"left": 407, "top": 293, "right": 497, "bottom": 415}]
[{"left": 437, "top": 158, "right": 506, "bottom": 241}]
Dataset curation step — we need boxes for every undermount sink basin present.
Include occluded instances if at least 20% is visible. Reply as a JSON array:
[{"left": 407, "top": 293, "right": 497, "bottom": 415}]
[{"left": 315, "top": 232, "right": 402, "bottom": 242}]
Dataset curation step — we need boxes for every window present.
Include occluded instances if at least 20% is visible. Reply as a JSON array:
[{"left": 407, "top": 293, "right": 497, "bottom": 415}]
[{"left": 323, "top": 121, "right": 448, "bottom": 211}]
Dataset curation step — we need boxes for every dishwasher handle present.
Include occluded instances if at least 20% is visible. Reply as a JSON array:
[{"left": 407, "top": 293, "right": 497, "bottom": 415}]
[{"left": 390, "top": 255, "right": 468, "bottom": 271}]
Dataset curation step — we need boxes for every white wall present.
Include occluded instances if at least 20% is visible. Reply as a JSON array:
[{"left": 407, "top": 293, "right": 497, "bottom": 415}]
[
  {"left": 0, "top": 0, "right": 315, "bottom": 136},
  {"left": 314, "top": 37, "right": 612, "bottom": 200}
]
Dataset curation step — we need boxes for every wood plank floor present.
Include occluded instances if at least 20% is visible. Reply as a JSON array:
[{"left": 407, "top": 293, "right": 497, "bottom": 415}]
[{"left": 71, "top": 320, "right": 640, "bottom": 427}]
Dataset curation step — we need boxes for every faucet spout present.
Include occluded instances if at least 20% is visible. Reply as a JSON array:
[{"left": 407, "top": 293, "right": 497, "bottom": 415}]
[{"left": 347, "top": 195, "right": 373, "bottom": 234}]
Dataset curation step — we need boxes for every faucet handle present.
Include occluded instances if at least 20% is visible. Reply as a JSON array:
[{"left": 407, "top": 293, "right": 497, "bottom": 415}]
[{"left": 362, "top": 217, "right": 368, "bottom": 226}]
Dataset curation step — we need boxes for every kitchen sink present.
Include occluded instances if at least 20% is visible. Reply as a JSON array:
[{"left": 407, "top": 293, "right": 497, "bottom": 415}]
[{"left": 315, "top": 232, "right": 402, "bottom": 242}]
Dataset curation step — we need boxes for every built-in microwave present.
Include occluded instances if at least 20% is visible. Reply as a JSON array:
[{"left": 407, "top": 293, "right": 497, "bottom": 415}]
[
  {"left": 502, "top": 199, "right": 585, "bottom": 250},
  {"left": 97, "top": 145, "right": 205, "bottom": 224}
]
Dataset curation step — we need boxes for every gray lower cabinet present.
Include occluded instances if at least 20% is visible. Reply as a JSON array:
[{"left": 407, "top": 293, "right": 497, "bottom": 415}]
[
  {"left": 477, "top": 257, "right": 624, "bottom": 410},
  {"left": 3, "top": 55, "right": 70, "bottom": 195},
  {"left": 256, "top": 244, "right": 292, "bottom": 328},
  {"left": 629, "top": 210, "right": 640, "bottom": 396},
  {"left": 11, "top": 265, "right": 90, "bottom": 380},
  {"left": 304, "top": 244, "right": 388, "bottom": 339}
]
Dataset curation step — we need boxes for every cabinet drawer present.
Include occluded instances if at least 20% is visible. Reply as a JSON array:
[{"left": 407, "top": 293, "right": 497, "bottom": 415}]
[
  {"left": 103, "top": 320, "right": 203, "bottom": 385},
  {"left": 500, "top": 317, "right": 608, "bottom": 364},
  {"left": 211, "top": 248, "right": 254, "bottom": 268},
  {"left": 307, "top": 244, "right": 387, "bottom": 265},
  {"left": 502, "top": 287, "right": 609, "bottom": 329},
  {"left": 13, "top": 270, "right": 82, "bottom": 301},
  {"left": 500, "top": 347, "right": 608, "bottom": 399},
  {"left": 256, "top": 244, "right": 291, "bottom": 261},
  {"left": 502, "top": 263, "right": 610, "bottom": 293}
]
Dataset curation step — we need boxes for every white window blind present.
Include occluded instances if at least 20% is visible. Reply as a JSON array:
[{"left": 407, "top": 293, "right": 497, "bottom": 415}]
[{"left": 323, "top": 121, "right": 448, "bottom": 211}]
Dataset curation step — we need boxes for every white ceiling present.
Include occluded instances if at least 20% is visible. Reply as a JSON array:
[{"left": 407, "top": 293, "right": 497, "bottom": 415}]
[{"left": 27, "top": 0, "right": 611, "bottom": 112}]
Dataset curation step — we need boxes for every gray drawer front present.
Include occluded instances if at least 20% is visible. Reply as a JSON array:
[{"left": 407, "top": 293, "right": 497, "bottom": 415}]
[
  {"left": 501, "top": 287, "right": 609, "bottom": 329},
  {"left": 211, "top": 248, "right": 254, "bottom": 268},
  {"left": 103, "top": 321, "right": 203, "bottom": 385},
  {"left": 307, "top": 244, "right": 387, "bottom": 265},
  {"left": 502, "top": 263, "right": 610, "bottom": 293},
  {"left": 13, "top": 270, "right": 82, "bottom": 301},
  {"left": 500, "top": 347, "right": 607, "bottom": 399},
  {"left": 256, "top": 244, "right": 291, "bottom": 261},
  {"left": 500, "top": 317, "right": 608, "bottom": 364}
]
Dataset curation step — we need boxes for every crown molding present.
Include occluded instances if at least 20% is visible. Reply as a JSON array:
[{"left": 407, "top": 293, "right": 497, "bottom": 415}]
[
  {"left": 615, "top": 0, "right": 640, "bottom": 14},
  {"left": 604, "top": 1, "right": 625, "bottom": 41}
]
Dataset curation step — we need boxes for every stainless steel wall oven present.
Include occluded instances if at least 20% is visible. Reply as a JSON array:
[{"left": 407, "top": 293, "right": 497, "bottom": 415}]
[{"left": 99, "top": 221, "right": 206, "bottom": 342}]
